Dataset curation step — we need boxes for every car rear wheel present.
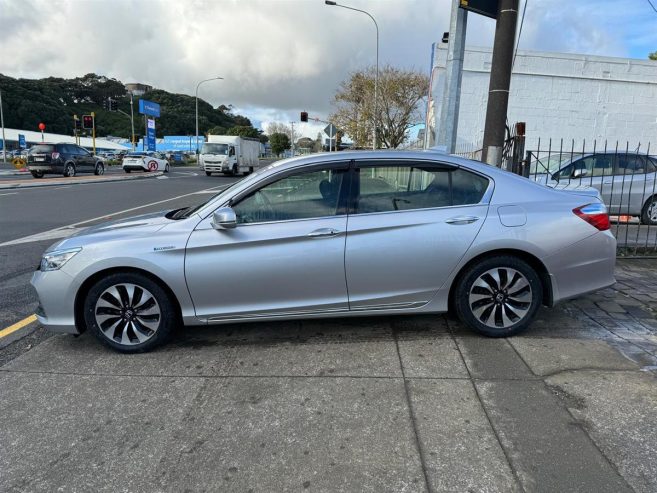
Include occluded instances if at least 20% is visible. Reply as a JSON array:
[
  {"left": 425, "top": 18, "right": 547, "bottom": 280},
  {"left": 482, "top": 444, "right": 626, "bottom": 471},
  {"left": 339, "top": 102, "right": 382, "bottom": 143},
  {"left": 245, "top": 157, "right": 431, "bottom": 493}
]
[
  {"left": 641, "top": 196, "right": 657, "bottom": 225},
  {"left": 63, "top": 163, "right": 76, "bottom": 177},
  {"left": 455, "top": 256, "right": 542, "bottom": 337},
  {"left": 31, "top": 171, "right": 44, "bottom": 178},
  {"left": 83, "top": 272, "right": 178, "bottom": 353},
  {"left": 94, "top": 163, "right": 105, "bottom": 175}
]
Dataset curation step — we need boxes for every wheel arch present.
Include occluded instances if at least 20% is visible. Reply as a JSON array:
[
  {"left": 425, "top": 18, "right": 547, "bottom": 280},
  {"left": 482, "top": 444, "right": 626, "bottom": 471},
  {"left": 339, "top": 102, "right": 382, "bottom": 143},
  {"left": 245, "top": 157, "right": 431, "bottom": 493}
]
[
  {"left": 448, "top": 248, "right": 553, "bottom": 311},
  {"left": 74, "top": 266, "right": 183, "bottom": 333}
]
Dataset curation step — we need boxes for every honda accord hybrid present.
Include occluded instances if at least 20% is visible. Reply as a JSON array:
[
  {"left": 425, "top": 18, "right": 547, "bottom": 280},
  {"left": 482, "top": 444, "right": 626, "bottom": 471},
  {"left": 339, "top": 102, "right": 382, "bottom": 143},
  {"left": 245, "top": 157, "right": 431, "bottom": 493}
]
[{"left": 32, "top": 150, "right": 616, "bottom": 352}]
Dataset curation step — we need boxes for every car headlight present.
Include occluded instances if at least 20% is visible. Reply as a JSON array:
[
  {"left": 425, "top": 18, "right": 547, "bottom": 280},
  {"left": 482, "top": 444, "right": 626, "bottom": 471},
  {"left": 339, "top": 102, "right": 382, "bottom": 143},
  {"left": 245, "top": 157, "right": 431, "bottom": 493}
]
[{"left": 40, "top": 247, "right": 82, "bottom": 271}]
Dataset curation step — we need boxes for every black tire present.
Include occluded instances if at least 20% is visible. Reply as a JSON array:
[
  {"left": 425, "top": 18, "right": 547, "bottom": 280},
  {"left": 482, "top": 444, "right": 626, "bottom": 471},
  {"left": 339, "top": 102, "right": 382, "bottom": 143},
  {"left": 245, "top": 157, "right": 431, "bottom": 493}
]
[
  {"left": 165, "top": 164, "right": 170, "bottom": 173},
  {"left": 205, "top": 171, "right": 212, "bottom": 176},
  {"left": 454, "top": 255, "right": 542, "bottom": 338},
  {"left": 231, "top": 164, "right": 238, "bottom": 176},
  {"left": 31, "top": 171, "right": 44, "bottom": 178},
  {"left": 63, "top": 163, "right": 76, "bottom": 177},
  {"left": 83, "top": 272, "right": 178, "bottom": 353},
  {"left": 125, "top": 169, "right": 131, "bottom": 173},
  {"left": 640, "top": 196, "right": 657, "bottom": 225},
  {"left": 248, "top": 167, "right": 254, "bottom": 175},
  {"left": 94, "top": 163, "right": 105, "bottom": 176}
]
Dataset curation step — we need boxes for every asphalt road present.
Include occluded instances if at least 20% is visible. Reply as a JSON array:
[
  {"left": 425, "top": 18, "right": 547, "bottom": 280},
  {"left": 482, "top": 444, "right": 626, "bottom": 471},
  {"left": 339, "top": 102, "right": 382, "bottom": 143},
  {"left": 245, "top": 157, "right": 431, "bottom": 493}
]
[{"left": 0, "top": 166, "right": 241, "bottom": 335}]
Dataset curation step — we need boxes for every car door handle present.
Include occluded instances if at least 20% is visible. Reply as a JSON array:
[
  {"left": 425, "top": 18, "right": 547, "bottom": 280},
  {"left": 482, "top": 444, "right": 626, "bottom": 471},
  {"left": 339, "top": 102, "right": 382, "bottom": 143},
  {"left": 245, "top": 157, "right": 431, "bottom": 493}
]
[
  {"left": 445, "top": 216, "right": 480, "bottom": 225},
  {"left": 307, "top": 228, "right": 340, "bottom": 238}
]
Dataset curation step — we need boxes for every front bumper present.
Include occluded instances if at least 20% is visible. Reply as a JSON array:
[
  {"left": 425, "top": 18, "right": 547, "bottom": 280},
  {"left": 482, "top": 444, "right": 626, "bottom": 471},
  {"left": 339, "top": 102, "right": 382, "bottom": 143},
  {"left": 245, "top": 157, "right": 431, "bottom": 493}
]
[
  {"left": 31, "top": 269, "right": 80, "bottom": 334},
  {"left": 204, "top": 162, "right": 230, "bottom": 173}
]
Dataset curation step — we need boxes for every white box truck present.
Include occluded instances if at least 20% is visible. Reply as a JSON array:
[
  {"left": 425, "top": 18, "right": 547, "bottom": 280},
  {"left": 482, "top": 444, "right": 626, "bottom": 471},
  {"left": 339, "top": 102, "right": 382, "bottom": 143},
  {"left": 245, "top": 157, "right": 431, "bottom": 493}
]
[{"left": 200, "top": 135, "right": 261, "bottom": 176}]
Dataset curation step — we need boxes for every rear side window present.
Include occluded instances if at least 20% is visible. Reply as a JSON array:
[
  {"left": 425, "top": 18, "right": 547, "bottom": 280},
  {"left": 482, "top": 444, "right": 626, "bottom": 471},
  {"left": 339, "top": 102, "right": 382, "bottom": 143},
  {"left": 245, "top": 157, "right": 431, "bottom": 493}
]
[{"left": 355, "top": 164, "right": 488, "bottom": 214}]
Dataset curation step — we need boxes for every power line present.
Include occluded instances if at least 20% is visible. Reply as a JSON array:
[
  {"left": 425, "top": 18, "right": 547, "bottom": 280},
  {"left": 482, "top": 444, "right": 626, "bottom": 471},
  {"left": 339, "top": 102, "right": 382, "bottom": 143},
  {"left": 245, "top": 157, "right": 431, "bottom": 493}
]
[
  {"left": 513, "top": 0, "right": 528, "bottom": 70},
  {"left": 647, "top": 0, "right": 657, "bottom": 13}
]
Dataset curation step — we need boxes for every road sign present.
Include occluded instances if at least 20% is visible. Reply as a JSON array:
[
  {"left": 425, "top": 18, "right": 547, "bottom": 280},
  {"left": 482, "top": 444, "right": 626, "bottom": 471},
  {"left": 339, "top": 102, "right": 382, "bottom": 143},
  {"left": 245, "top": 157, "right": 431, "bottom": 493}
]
[
  {"left": 147, "top": 160, "right": 158, "bottom": 171},
  {"left": 324, "top": 123, "right": 337, "bottom": 137},
  {"left": 139, "top": 99, "right": 161, "bottom": 118},
  {"left": 459, "top": 0, "right": 499, "bottom": 19},
  {"left": 18, "top": 134, "right": 26, "bottom": 149}
]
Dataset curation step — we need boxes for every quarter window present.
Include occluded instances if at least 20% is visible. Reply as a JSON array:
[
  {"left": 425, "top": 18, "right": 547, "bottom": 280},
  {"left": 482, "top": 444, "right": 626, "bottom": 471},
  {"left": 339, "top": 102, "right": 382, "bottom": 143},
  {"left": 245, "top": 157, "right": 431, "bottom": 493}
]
[
  {"left": 355, "top": 165, "right": 488, "bottom": 214},
  {"left": 233, "top": 168, "right": 347, "bottom": 224}
]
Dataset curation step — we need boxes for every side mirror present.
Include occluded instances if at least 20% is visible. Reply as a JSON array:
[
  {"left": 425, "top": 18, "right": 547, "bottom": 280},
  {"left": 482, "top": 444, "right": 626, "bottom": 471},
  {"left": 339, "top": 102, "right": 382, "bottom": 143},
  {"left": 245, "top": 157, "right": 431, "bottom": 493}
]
[
  {"left": 572, "top": 168, "right": 588, "bottom": 178},
  {"left": 211, "top": 207, "right": 237, "bottom": 230}
]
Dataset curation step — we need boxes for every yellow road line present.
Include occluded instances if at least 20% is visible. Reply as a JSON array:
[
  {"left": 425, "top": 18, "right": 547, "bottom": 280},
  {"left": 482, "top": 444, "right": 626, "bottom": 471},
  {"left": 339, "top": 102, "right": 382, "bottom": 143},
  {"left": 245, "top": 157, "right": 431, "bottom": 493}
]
[{"left": 0, "top": 314, "right": 37, "bottom": 339}]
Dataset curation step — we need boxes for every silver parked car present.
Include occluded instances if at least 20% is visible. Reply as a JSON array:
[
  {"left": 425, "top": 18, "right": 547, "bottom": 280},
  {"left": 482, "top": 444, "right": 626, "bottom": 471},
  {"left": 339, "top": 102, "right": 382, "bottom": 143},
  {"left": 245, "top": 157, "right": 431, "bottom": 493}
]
[
  {"left": 530, "top": 152, "right": 657, "bottom": 224},
  {"left": 32, "top": 150, "right": 616, "bottom": 352}
]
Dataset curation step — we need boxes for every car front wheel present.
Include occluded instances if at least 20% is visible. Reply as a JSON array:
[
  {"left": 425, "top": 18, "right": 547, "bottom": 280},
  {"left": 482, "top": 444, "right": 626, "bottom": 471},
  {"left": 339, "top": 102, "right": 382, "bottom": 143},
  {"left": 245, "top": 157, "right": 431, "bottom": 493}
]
[
  {"left": 455, "top": 256, "right": 542, "bottom": 337},
  {"left": 94, "top": 163, "right": 105, "bottom": 175},
  {"left": 83, "top": 272, "right": 178, "bottom": 353},
  {"left": 641, "top": 196, "right": 657, "bottom": 225}
]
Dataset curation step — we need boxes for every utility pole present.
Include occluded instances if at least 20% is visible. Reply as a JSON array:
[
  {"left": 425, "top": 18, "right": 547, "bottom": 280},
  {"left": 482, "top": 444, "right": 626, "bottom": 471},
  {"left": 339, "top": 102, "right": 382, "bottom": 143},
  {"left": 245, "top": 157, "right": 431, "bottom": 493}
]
[
  {"left": 436, "top": 0, "right": 467, "bottom": 153},
  {"left": 91, "top": 112, "right": 96, "bottom": 155},
  {"left": 289, "top": 122, "right": 295, "bottom": 156},
  {"left": 0, "top": 89, "right": 6, "bottom": 163},
  {"left": 129, "top": 94, "right": 135, "bottom": 151},
  {"left": 481, "top": 0, "right": 518, "bottom": 166}
]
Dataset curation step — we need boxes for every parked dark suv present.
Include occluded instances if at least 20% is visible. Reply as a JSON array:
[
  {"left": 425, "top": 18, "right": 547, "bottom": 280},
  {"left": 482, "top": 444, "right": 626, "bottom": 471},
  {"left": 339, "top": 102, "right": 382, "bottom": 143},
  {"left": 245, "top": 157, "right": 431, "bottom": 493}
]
[{"left": 27, "top": 143, "right": 104, "bottom": 178}]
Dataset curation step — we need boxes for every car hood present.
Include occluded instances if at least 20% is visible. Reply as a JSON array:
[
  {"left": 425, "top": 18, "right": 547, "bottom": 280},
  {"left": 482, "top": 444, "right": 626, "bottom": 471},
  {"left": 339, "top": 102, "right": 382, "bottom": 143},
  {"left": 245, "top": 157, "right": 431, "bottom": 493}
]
[{"left": 46, "top": 210, "right": 174, "bottom": 252}]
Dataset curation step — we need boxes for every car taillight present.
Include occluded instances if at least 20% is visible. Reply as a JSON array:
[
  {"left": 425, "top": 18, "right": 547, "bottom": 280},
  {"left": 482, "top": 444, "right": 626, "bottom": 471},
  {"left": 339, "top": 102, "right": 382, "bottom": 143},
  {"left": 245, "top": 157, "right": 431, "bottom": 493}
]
[
  {"left": 51, "top": 152, "right": 60, "bottom": 160},
  {"left": 573, "top": 203, "right": 610, "bottom": 231}
]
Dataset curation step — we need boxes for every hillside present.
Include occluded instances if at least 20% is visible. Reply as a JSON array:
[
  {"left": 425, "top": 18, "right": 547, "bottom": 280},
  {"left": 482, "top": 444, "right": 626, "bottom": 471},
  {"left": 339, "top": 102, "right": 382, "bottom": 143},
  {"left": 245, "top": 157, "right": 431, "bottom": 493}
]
[{"left": 0, "top": 73, "right": 253, "bottom": 139}]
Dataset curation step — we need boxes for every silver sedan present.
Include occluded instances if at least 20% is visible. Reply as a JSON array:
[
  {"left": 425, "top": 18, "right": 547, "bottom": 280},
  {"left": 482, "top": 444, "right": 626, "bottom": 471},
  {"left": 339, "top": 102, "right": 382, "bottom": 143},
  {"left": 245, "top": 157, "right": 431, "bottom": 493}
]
[{"left": 32, "top": 150, "right": 616, "bottom": 352}]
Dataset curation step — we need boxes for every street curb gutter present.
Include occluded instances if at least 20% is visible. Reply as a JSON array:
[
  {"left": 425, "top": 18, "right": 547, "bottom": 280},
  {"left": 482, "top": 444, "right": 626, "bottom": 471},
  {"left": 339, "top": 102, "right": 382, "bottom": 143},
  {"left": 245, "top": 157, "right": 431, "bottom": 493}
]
[
  {"left": 0, "top": 315, "right": 40, "bottom": 349},
  {"left": 0, "top": 171, "right": 164, "bottom": 190}
]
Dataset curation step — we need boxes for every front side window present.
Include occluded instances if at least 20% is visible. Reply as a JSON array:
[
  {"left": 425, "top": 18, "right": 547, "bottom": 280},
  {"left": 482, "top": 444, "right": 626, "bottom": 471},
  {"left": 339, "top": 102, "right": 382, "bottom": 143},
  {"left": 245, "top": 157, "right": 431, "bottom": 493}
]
[
  {"left": 355, "top": 164, "right": 488, "bottom": 214},
  {"left": 232, "top": 168, "right": 347, "bottom": 224}
]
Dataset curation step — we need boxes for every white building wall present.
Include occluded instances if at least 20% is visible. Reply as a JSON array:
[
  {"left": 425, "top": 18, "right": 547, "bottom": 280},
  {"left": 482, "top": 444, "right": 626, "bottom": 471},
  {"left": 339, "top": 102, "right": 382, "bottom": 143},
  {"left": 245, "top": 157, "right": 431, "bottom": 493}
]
[{"left": 431, "top": 45, "right": 657, "bottom": 151}]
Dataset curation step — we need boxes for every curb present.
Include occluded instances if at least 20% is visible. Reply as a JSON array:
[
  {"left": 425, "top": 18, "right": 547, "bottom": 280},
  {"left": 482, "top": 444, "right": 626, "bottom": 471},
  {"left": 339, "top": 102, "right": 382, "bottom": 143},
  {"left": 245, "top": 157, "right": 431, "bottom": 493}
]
[
  {"left": 0, "top": 171, "right": 164, "bottom": 190},
  {"left": 0, "top": 315, "right": 40, "bottom": 350}
]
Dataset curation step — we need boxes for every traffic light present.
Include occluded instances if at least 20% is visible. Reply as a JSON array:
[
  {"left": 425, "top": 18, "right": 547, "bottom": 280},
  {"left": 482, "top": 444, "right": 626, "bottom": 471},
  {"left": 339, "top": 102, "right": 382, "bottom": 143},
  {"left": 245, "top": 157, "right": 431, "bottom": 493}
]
[
  {"left": 109, "top": 99, "right": 118, "bottom": 111},
  {"left": 82, "top": 114, "right": 93, "bottom": 129},
  {"left": 300, "top": 111, "right": 308, "bottom": 122}
]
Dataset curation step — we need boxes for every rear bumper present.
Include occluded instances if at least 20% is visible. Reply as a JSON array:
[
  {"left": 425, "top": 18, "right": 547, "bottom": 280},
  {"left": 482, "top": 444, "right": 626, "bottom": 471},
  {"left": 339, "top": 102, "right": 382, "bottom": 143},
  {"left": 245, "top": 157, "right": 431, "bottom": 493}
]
[
  {"left": 543, "top": 230, "right": 616, "bottom": 304},
  {"left": 122, "top": 165, "right": 147, "bottom": 172},
  {"left": 28, "top": 164, "right": 64, "bottom": 173}
]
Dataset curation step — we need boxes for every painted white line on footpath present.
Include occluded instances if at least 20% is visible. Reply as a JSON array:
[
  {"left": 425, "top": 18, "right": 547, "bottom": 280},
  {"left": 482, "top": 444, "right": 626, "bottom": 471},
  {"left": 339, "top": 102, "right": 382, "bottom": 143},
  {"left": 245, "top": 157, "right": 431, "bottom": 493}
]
[{"left": 0, "top": 184, "right": 228, "bottom": 247}]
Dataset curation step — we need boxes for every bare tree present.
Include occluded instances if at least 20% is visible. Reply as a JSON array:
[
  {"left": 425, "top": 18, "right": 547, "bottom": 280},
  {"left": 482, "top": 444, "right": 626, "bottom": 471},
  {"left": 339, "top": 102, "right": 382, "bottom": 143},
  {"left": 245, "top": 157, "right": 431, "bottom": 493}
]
[{"left": 330, "top": 65, "right": 429, "bottom": 149}]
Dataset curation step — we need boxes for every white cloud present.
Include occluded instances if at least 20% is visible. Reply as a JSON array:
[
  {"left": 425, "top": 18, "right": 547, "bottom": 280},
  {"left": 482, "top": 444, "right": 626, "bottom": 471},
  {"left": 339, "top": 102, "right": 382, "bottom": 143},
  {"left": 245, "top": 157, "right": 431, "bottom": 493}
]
[{"left": 1, "top": 0, "right": 655, "bottom": 138}]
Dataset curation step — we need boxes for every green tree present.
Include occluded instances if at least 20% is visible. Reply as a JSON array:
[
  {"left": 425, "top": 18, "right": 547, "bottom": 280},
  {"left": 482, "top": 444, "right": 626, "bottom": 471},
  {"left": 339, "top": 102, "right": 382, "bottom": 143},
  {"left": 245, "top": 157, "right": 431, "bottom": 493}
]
[
  {"left": 259, "top": 133, "right": 269, "bottom": 144},
  {"left": 269, "top": 132, "right": 290, "bottom": 156},
  {"left": 207, "top": 126, "right": 227, "bottom": 135},
  {"left": 226, "top": 125, "right": 261, "bottom": 138},
  {"left": 650, "top": 51, "right": 657, "bottom": 60},
  {"left": 330, "top": 65, "right": 429, "bottom": 149}
]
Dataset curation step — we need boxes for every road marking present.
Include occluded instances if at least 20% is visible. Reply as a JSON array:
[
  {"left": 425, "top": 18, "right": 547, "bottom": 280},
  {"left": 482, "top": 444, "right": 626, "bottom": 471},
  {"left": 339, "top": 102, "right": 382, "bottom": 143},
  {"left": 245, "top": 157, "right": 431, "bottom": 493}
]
[
  {"left": 0, "top": 314, "right": 37, "bottom": 340},
  {"left": 0, "top": 184, "right": 229, "bottom": 247},
  {"left": 0, "top": 192, "right": 18, "bottom": 196}
]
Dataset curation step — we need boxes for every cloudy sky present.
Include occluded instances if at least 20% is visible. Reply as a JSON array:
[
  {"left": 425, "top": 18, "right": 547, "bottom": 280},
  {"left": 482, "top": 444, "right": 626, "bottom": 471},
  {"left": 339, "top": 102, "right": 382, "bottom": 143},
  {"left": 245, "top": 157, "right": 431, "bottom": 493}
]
[{"left": 1, "top": 0, "right": 657, "bottom": 138}]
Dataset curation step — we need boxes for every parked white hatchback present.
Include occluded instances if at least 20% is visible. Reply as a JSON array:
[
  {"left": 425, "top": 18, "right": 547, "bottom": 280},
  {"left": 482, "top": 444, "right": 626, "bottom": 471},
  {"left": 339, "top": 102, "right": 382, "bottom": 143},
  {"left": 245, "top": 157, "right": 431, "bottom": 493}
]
[{"left": 122, "top": 152, "right": 169, "bottom": 173}]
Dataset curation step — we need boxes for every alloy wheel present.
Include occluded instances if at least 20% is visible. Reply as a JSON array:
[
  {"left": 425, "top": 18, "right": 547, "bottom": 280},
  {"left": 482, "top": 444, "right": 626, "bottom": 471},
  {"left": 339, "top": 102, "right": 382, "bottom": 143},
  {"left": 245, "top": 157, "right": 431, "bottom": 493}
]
[
  {"left": 648, "top": 201, "right": 657, "bottom": 223},
  {"left": 94, "top": 283, "right": 161, "bottom": 345},
  {"left": 468, "top": 268, "right": 532, "bottom": 329}
]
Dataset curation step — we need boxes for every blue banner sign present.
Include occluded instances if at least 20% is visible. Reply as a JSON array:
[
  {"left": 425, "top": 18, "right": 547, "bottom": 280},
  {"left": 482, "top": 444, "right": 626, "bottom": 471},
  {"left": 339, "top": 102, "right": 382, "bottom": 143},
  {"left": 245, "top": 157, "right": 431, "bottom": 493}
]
[
  {"left": 18, "top": 134, "right": 26, "bottom": 149},
  {"left": 139, "top": 99, "right": 161, "bottom": 118},
  {"left": 147, "top": 119, "right": 156, "bottom": 151}
]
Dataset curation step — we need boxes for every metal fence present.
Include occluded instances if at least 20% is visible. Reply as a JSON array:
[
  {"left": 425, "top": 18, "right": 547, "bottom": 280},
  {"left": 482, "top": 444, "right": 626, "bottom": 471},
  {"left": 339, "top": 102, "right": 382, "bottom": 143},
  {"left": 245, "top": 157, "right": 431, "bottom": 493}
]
[{"left": 527, "top": 139, "right": 657, "bottom": 257}]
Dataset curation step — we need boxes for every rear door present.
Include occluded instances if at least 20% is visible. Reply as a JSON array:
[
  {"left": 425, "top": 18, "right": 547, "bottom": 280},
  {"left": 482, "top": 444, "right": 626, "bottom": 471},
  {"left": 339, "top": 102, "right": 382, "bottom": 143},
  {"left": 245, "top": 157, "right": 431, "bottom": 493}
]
[
  {"left": 75, "top": 146, "right": 96, "bottom": 171},
  {"left": 344, "top": 159, "right": 490, "bottom": 310}
]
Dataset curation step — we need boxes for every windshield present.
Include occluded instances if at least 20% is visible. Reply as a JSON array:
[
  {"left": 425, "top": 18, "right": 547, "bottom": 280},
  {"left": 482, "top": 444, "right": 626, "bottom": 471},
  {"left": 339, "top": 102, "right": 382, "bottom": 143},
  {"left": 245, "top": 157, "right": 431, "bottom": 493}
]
[
  {"left": 529, "top": 153, "right": 583, "bottom": 174},
  {"left": 201, "top": 143, "right": 229, "bottom": 155}
]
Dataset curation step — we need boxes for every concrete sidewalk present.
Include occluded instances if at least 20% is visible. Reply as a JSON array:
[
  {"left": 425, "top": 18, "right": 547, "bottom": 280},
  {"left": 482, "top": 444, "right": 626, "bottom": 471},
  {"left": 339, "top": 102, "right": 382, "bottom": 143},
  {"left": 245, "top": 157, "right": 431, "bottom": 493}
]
[{"left": 1, "top": 259, "right": 656, "bottom": 492}]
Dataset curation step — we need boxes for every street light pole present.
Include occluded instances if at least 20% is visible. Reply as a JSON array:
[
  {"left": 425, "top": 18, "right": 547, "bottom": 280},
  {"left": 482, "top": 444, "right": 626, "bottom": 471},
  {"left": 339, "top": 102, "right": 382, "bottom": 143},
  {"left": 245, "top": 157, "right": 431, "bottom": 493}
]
[
  {"left": 325, "top": 1, "right": 378, "bottom": 150},
  {"left": 129, "top": 94, "right": 135, "bottom": 151},
  {"left": 0, "top": 89, "right": 6, "bottom": 163},
  {"left": 195, "top": 77, "right": 223, "bottom": 156}
]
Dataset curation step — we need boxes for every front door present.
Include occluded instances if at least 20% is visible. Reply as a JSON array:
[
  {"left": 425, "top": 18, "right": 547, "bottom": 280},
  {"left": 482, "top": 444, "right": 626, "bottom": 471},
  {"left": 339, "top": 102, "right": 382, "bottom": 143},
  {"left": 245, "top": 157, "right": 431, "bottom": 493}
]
[
  {"left": 185, "top": 164, "right": 350, "bottom": 321},
  {"left": 345, "top": 160, "right": 490, "bottom": 310}
]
